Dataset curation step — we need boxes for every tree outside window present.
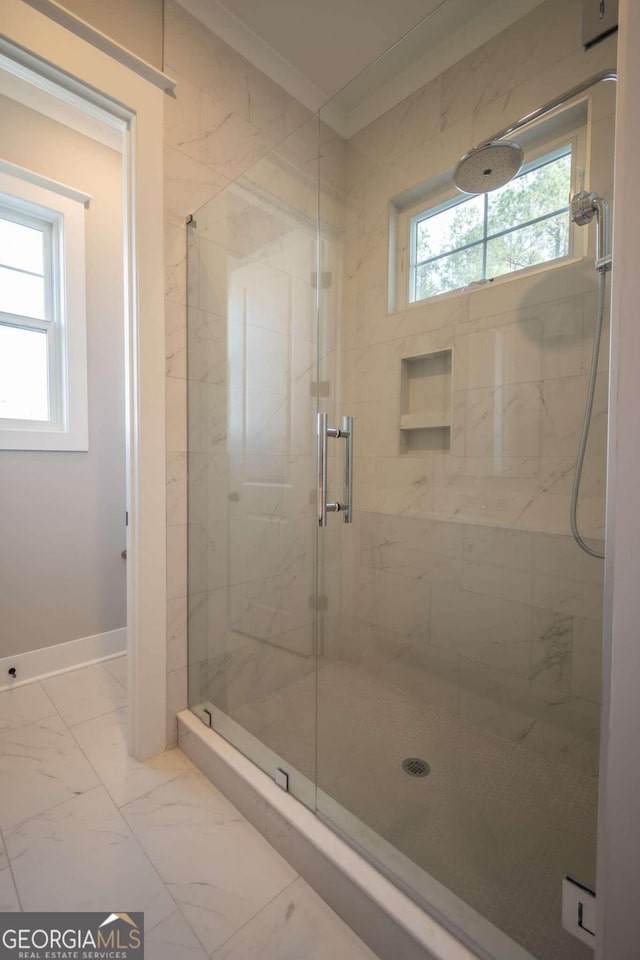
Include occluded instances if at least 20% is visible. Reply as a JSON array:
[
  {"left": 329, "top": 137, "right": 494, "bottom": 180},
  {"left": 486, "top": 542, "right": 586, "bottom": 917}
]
[{"left": 411, "top": 146, "right": 572, "bottom": 302}]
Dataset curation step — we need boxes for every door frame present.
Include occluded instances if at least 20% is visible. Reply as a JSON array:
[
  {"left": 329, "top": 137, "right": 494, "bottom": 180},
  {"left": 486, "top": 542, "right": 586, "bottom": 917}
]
[{"left": 0, "top": 0, "right": 173, "bottom": 760}]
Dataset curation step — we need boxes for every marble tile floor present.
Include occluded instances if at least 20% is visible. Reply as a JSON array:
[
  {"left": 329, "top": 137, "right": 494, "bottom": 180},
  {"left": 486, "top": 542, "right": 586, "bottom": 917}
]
[{"left": 0, "top": 658, "right": 378, "bottom": 960}]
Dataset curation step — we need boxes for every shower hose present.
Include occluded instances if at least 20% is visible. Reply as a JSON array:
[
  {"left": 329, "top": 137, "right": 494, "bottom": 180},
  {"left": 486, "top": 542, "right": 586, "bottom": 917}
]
[{"left": 570, "top": 267, "right": 607, "bottom": 560}]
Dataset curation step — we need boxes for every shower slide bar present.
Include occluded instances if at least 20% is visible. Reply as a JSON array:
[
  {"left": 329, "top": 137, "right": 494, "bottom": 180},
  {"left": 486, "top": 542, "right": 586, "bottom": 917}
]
[{"left": 317, "top": 412, "right": 353, "bottom": 526}]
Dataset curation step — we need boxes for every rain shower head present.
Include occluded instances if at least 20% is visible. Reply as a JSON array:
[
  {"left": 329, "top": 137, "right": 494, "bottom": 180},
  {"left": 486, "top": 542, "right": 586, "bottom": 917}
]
[{"left": 453, "top": 140, "right": 524, "bottom": 194}]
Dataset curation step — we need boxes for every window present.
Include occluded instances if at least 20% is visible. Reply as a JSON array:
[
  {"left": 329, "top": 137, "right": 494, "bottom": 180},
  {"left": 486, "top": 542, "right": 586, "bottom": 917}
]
[
  {"left": 0, "top": 166, "right": 88, "bottom": 450},
  {"left": 409, "top": 145, "right": 573, "bottom": 303},
  {"left": 0, "top": 206, "right": 56, "bottom": 423}
]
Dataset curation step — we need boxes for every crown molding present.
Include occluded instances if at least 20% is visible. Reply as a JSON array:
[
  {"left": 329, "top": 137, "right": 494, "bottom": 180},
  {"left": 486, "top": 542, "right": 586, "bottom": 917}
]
[
  {"left": 176, "top": 0, "right": 546, "bottom": 141},
  {"left": 334, "top": 0, "right": 546, "bottom": 138},
  {"left": 22, "top": 0, "right": 176, "bottom": 94},
  {"left": 176, "top": 0, "right": 329, "bottom": 113}
]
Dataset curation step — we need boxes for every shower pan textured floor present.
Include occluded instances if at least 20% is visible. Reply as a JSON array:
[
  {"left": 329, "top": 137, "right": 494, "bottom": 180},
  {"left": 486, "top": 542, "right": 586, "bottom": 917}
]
[{"left": 231, "top": 660, "right": 597, "bottom": 960}]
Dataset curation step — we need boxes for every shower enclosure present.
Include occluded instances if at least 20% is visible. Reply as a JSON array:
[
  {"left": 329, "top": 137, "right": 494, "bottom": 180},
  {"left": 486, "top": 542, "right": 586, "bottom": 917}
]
[{"left": 186, "top": 2, "right": 616, "bottom": 956}]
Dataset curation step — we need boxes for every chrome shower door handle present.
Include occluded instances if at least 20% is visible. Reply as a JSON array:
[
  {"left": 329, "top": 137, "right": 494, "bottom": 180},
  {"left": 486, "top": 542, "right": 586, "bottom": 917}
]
[
  {"left": 317, "top": 412, "right": 328, "bottom": 527},
  {"left": 342, "top": 415, "right": 353, "bottom": 524},
  {"left": 316, "top": 412, "right": 354, "bottom": 526}
]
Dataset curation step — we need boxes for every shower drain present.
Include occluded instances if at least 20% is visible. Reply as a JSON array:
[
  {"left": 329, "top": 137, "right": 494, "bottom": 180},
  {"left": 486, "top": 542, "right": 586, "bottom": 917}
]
[{"left": 402, "top": 757, "right": 430, "bottom": 778}]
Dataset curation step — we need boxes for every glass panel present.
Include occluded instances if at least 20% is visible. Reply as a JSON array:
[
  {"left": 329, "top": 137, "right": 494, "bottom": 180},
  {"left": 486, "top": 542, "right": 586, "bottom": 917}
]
[
  {"left": 486, "top": 211, "right": 570, "bottom": 278},
  {"left": 0, "top": 266, "right": 45, "bottom": 320},
  {"left": 0, "top": 323, "right": 48, "bottom": 420},
  {"left": 0, "top": 217, "right": 45, "bottom": 274},
  {"left": 315, "top": 3, "right": 611, "bottom": 959},
  {"left": 487, "top": 151, "right": 572, "bottom": 235},
  {"left": 415, "top": 243, "right": 483, "bottom": 299},
  {"left": 186, "top": 114, "right": 320, "bottom": 809},
  {"left": 415, "top": 195, "right": 484, "bottom": 262}
]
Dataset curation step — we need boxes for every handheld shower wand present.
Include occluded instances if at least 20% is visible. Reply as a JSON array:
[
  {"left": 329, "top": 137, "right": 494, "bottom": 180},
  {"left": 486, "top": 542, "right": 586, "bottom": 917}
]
[{"left": 568, "top": 191, "right": 611, "bottom": 560}]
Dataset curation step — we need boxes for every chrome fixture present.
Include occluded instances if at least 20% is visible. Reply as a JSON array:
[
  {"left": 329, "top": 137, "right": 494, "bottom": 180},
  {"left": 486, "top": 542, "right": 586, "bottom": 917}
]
[
  {"left": 402, "top": 757, "right": 431, "bottom": 778},
  {"left": 452, "top": 70, "right": 617, "bottom": 559},
  {"left": 453, "top": 70, "right": 616, "bottom": 196},
  {"left": 569, "top": 190, "right": 611, "bottom": 559},
  {"left": 317, "top": 412, "right": 353, "bottom": 526},
  {"left": 453, "top": 140, "right": 524, "bottom": 193},
  {"left": 571, "top": 190, "right": 612, "bottom": 271}
]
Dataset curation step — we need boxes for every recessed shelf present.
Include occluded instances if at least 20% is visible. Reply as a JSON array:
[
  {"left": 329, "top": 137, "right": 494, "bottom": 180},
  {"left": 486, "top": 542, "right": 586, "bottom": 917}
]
[
  {"left": 400, "top": 348, "right": 453, "bottom": 453},
  {"left": 400, "top": 412, "right": 451, "bottom": 431}
]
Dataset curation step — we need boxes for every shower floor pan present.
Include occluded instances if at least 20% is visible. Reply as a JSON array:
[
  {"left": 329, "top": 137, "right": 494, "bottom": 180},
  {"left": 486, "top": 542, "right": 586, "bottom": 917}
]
[{"left": 181, "top": 660, "right": 597, "bottom": 960}]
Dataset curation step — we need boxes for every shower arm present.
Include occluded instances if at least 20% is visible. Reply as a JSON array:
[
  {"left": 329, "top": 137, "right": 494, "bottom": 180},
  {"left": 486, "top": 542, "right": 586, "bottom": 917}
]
[{"left": 477, "top": 69, "right": 617, "bottom": 148}]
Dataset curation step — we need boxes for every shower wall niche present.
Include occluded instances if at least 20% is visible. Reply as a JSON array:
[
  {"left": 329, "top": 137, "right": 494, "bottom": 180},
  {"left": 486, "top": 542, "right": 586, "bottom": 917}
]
[{"left": 400, "top": 348, "right": 452, "bottom": 452}]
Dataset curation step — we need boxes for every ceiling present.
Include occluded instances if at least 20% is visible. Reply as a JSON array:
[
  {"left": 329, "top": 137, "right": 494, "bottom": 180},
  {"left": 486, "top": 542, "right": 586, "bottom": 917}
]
[
  {"left": 202, "top": 0, "right": 447, "bottom": 98},
  {"left": 177, "top": 0, "right": 545, "bottom": 134}
]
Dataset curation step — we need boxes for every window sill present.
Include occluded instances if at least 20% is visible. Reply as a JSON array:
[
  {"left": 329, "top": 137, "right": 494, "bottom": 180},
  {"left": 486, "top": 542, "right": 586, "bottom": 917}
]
[
  {"left": 397, "top": 253, "right": 590, "bottom": 315},
  {"left": 0, "top": 427, "right": 89, "bottom": 452}
]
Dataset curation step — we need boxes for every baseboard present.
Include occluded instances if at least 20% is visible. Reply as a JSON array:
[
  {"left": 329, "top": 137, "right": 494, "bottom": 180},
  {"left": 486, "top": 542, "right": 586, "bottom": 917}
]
[{"left": 0, "top": 627, "right": 126, "bottom": 691}]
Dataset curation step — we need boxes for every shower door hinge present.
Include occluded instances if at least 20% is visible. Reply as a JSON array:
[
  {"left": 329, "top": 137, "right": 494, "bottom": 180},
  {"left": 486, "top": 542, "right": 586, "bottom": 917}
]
[
  {"left": 312, "top": 271, "right": 332, "bottom": 289},
  {"left": 274, "top": 768, "right": 289, "bottom": 792},
  {"left": 310, "top": 380, "right": 330, "bottom": 398},
  {"left": 186, "top": 213, "right": 197, "bottom": 227},
  {"left": 309, "top": 594, "right": 328, "bottom": 611}
]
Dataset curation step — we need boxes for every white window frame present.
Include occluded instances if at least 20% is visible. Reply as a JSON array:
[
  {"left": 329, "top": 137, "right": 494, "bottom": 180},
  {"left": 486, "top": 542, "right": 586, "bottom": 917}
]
[
  {"left": 0, "top": 166, "right": 88, "bottom": 450},
  {"left": 393, "top": 120, "right": 589, "bottom": 312},
  {"left": 409, "top": 143, "right": 574, "bottom": 304}
]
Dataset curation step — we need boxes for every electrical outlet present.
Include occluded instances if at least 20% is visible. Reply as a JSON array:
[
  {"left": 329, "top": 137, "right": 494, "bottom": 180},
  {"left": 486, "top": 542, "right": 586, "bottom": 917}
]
[{"left": 562, "top": 876, "right": 596, "bottom": 948}]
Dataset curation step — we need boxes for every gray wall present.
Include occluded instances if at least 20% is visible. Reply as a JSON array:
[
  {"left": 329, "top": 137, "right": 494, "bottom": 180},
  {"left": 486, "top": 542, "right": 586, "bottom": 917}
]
[
  {"left": 58, "top": 0, "right": 164, "bottom": 68},
  {"left": 0, "top": 95, "right": 126, "bottom": 656}
]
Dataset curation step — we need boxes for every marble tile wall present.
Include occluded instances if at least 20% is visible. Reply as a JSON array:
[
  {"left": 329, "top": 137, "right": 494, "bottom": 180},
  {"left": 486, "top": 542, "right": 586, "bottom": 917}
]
[
  {"left": 332, "top": 516, "right": 604, "bottom": 774},
  {"left": 328, "top": 0, "right": 616, "bottom": 776},
  {"left": 163, "top": 0, "right": 315, "bottom": 745}
]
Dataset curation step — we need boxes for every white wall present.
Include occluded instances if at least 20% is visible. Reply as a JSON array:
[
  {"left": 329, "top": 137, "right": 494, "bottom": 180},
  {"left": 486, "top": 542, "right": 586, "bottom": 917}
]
[{"left": 0, "top": 94, "right": 126, "bottom": 657}]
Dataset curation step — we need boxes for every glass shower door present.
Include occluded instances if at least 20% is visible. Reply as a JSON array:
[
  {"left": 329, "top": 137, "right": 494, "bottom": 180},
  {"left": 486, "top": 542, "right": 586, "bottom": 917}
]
[
  {"left": 314, "top": 4, "right": 613, "bottom": 958},
  {"left": 186, "top": 113, "right": 321, "bottom": 807}
]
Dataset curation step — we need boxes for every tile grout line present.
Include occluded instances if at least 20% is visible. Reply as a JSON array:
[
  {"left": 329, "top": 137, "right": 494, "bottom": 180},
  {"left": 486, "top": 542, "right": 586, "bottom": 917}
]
[
  {"left": 0, "top": 673, "right": 188, "bottom": 935},
  {"left": 41, "top": 665, "right": 128, "bottom": 728},
  {"left": 65, "top": 708, "right": 197, "bottom": 811},
  {"left": 48, "top": 694, "right": 202, "bottom": 942},
  {"left": 117, "top": 769, "right": 299, "bottom": 958},
  {"left": 207, "top": 875, "right": 300, "bottom": 959},
  {"left": 2, "top": 783, "right": 106, "bottom": 840},
  {"left": 0, "top": 829, "right": 24, "bottom": 913},
  {"left": 53, "top": 687, "right": 259, "bottom": 955}
]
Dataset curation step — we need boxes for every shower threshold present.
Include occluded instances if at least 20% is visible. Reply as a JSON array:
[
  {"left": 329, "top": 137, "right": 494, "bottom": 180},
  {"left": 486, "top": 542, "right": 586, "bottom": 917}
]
[{"left": 178, "top": 707, "right": 534, "bottom": 960}]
